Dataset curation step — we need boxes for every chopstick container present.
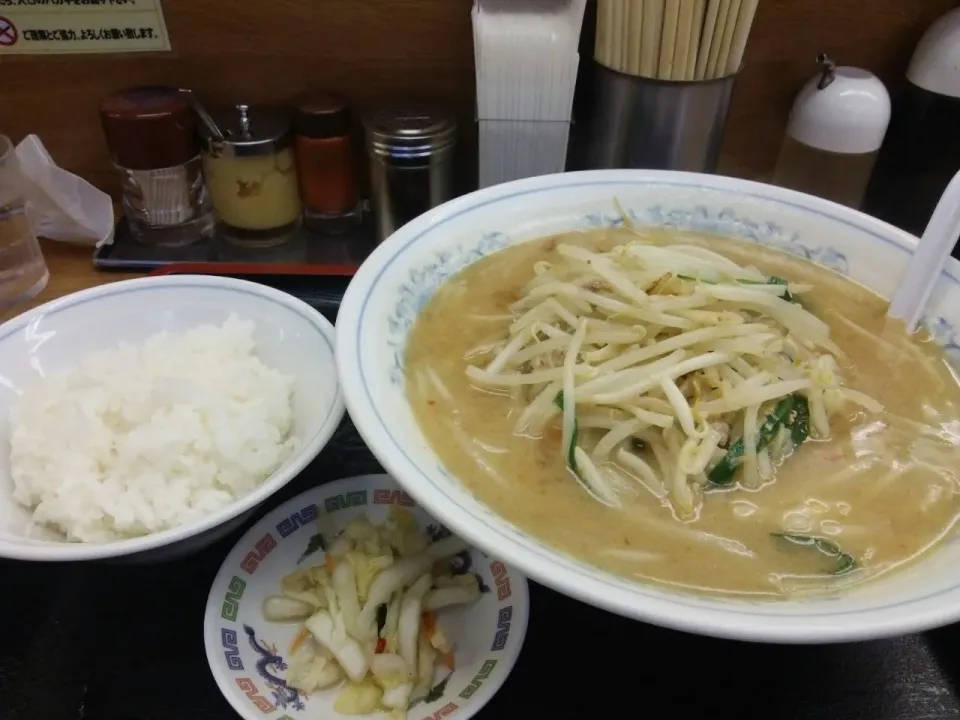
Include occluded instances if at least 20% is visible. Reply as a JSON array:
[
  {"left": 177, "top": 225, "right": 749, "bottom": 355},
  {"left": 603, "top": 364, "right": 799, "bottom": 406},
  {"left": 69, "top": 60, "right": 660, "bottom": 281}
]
[
  {"left": 363, "top": 106, "right": 458, "bottom": 243},
  {"left": 572, "top": 60, "right": 737, "bottom": 173}
]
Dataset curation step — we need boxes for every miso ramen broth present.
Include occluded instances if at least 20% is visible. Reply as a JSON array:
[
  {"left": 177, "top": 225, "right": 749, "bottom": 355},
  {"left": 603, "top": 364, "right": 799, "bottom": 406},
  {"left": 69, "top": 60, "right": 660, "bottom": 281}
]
[{"left": 405, "top": 226, "right": 960, "bottom": 597}]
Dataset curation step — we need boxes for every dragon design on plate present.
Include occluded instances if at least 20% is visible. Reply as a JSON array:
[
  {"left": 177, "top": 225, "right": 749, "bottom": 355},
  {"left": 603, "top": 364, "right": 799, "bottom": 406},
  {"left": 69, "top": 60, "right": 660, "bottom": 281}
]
[{"left": 243, "top": 624, "right": 306, "bottom": 711}]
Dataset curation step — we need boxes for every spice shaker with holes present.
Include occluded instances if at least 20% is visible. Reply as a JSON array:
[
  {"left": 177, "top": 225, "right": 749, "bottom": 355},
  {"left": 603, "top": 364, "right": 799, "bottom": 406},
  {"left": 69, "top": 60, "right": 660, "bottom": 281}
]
[
  {"left": 99, "top": 86, "right": 215, "bottom": 247},
  {"left": 363, "top": 105, "right": 458, "bottom": 243},
  {"left": 293, "top": 93, "right": 363, "bottom": 235}
]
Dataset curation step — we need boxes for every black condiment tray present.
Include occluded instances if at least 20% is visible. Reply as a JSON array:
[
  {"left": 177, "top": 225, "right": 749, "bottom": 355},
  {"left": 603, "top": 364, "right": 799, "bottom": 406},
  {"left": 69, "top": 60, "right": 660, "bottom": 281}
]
[
  {"left": 4, "top": 272, "right": 960, "bottom": 720},
  {"left": 94, "top": 216, "right": 378, "bottom": 273}
]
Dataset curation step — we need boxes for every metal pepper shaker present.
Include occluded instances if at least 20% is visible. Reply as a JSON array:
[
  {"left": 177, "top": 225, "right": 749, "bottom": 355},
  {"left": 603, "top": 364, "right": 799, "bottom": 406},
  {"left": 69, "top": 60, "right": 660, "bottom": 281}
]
[{"left": 363, "top": 106, "right": 458, "bottom": 242}]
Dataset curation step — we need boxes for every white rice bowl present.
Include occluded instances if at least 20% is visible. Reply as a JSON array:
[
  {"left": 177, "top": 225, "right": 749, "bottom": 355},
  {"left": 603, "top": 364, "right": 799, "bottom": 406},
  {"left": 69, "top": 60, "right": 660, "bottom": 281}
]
[
  {"left": 0, "top": 275, "right": 344, "bottom": 562},
  {"left": 11, "top": 315, "right": 298, "bottom": 543}
]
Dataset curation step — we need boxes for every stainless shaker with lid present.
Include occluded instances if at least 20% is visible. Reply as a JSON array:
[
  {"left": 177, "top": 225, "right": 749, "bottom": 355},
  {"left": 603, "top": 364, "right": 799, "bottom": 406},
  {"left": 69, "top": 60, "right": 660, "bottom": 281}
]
[{"left": 363, "top": 106, "right": 458, "bottom": 242}]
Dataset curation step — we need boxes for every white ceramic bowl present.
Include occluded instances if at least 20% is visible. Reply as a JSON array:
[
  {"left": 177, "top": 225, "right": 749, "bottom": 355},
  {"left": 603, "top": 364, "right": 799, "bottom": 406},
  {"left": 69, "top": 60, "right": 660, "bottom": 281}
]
[
  {"left": 0, "top": 275, "right": 344, "bottom": 562},
  {"left": 337, "top": 169, "right": 960, "bottom": 644},
  {"left": 204, "top": 473, "right": 529, "bottom": 720}
]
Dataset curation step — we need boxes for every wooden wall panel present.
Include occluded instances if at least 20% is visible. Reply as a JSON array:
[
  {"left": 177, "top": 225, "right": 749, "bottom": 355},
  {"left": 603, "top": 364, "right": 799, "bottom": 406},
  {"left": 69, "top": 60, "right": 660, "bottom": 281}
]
[
  {"left": 0, "top": 0, "right": 956, "bottom": 194},
  {"left": 722, "top": 0, "right": 958, "bottom": 178}
]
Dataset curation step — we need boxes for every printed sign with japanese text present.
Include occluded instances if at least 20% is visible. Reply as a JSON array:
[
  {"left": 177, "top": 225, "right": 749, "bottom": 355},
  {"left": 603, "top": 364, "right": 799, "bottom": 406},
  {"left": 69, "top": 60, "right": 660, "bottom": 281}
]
[{"left": 0, "top": 0, "right": 170, "bottom": 55}]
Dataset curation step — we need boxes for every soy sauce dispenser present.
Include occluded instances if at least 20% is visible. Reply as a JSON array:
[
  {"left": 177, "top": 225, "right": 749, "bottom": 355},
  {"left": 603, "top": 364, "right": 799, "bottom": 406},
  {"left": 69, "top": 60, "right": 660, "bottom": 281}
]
[
  {"left": 863, "top": 7, "right": 960, "bottom": 242},
  {"left": 772, "top": 55, "right": 891, "bottom": 209}
]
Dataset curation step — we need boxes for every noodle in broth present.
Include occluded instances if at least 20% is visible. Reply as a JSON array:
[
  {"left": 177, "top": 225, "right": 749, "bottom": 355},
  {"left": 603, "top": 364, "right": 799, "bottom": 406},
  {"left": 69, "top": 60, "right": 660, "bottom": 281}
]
[{"left": 405, "top": 225, "right": 960, "bottom": 597}]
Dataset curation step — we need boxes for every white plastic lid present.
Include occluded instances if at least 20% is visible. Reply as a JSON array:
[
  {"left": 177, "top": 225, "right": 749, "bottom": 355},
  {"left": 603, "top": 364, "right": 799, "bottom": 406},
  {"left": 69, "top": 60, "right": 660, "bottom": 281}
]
[
  {"left": 785, "top": 66, "right": 891, "bottom": 154},
  {"left": 906, "top": 7, "right": 960, "bottom": 99}
]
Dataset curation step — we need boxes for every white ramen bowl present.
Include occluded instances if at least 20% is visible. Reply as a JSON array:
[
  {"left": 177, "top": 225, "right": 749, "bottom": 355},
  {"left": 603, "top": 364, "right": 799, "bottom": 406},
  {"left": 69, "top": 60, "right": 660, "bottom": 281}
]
[
  {"left": 0, "top": 275, "right": 344, "bottom": 562},
  {"left": 204, "top": 473, "right": 529, "bottom": 720},
  {"left": 337, "top": 170, "right": 960, "bottom": 644}
]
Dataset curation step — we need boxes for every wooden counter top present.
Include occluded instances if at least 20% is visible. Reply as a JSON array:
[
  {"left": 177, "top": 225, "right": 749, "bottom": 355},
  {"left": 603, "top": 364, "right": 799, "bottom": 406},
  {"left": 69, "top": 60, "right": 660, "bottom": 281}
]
[{"left": 0, "top": 240, "right": 137, "bottom": 323}]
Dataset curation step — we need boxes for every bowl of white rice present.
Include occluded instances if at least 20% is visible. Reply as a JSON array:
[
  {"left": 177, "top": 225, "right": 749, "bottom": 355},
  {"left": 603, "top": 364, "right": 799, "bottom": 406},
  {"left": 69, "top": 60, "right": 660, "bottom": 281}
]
[{"left": 0, "top": 275, "right": 344, "bottom": 562}]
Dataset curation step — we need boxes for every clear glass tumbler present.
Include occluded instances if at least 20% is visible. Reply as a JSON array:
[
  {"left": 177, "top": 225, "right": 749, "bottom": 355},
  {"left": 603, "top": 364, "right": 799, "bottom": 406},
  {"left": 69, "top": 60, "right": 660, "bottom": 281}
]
[{"left": 0, "top": 135, "right": 49, "bottom": 309}]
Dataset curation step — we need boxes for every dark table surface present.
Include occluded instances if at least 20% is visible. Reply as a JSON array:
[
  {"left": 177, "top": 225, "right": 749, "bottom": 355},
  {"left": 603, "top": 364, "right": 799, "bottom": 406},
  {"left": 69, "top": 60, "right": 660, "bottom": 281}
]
[{"left": 3, "top": 415, "right": 960, "bottom": 720}]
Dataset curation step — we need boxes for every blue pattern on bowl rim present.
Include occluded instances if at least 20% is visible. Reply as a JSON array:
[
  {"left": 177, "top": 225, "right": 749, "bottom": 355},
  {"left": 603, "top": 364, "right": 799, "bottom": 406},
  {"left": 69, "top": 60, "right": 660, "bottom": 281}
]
[
  {"left": 387, "top": 231, "right": 511, "bottom": 385},
  {"left": 627, "top": 205, "right": 851, "bottom": 274},
  {"left": 385, "top": 204, "right": 853, "bottom": 384},
  {"left": 343, "top": 176, "right": 960, "bottom": 631},
  {"left": 384, "top": 203, "right": 959, "bottom": 386},
  {"left": 923, "top": 316, "right": 960, "bottom": 367}
]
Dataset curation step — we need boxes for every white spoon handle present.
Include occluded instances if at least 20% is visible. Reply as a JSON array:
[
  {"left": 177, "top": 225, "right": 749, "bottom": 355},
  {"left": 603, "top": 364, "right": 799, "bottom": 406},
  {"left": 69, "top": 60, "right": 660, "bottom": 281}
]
[{"left": 887, "top": 168, "right": 960, "bottom": 332}]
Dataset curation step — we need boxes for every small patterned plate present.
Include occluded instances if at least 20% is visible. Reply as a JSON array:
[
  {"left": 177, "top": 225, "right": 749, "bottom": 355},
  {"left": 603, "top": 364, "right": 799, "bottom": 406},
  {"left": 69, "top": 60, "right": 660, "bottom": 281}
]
[{"left": 204, "top": 473, "right": 529, "bottom": 720}]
